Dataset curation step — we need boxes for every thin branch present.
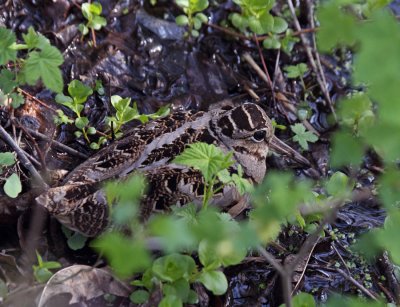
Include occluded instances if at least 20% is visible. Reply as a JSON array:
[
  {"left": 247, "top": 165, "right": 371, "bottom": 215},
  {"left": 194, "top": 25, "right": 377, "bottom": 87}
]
[
  {"left": 336, "top": 268, "right": 379, "bottom": 300},
  {"left": 0, "top": 125, "right": 48, "bottom": 188},
  {"left": 24, "top": 128, "right": 89, "bottom": 159}
]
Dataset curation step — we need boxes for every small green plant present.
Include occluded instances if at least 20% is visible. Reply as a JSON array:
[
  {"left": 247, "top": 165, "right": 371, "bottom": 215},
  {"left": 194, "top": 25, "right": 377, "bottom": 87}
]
[
  {"left": 175, "top": 0, "right": 209, "bottom": 38},
  {"left": 290, "top": 123, "right": 318, "bottom": 150},
  {"left": 55, "top": 79, "right": 96, "bottom": 146},
  {"left": 79, "top": 2, "right": 107, "bottom": 46},
  {"left": 229, "top": 0, "right": 288, "bottom": 49},
  {"left": 106, "top": 95, "right": 170, "bottom": 140},
  {"left": 0, "top": 152, "right": 22, "bottom": 198},
  {"left": 173, "top": 142, "right": 252, "bottom": 207},
  {"left": 32, "top": 251, "right": 61, "bottom": 283},
  {"left": 55, "top": 82, "right": 170, "bottom": 149},
  {"left": 0, "top": 26, "right": 63, "bottom": 108},
  {"left": 284, "top": 63, "right": 309, "bottom": 98}
]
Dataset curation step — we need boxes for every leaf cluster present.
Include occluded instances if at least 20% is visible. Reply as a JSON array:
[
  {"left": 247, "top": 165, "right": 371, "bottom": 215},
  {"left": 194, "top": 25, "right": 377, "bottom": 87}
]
[
  {"left": 229, "top": 0, "right": 288, "bottom": 49},
  {"left": 175, "top": 0, "right": 209, "bottom": 37},
  {"left": 0, "top": 26, "right": 64, "bottom": 108}
]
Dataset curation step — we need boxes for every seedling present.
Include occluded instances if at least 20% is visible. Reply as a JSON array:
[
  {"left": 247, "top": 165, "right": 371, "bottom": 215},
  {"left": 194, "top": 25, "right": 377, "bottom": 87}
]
[
  {"left": 55, "top": 79, "right": 95, "bottom": 146},
  {"left": 55, "top": 83, "right": 170, "bottom": 149},
  {"left": 79, "top": 2, "right": 107, "bottom": 47},
  {"left": 32, "top": 251, "right": 61, "bottom": 283},
  {"left": 175, "top": 0, "right": 209, "bottom": 38}
]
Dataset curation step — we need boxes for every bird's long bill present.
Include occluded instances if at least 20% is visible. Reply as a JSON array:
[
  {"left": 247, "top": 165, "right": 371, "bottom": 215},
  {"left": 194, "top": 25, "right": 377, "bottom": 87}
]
[{"left": 269, "top": 136, "right": 311, "bottom": 166}]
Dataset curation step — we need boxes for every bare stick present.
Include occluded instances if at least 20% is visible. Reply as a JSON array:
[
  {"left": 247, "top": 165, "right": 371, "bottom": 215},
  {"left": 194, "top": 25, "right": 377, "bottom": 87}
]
[
  {"left": 243, "top": 52, "right": 271, "bottom": 88},
  {"left": 25, "top": 128, "right": 89, "bottom": 159},
  {"left": 0, "top": 125, "right": 47, "bottom": 188},
  {"left": 336, "top": 268, "right": 379, "bottom": 300}
]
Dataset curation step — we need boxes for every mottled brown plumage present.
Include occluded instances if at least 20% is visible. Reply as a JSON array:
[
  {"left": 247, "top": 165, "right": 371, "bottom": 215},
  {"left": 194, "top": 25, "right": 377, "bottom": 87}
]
[{"left": 36, "top": 101, "right": 308, "bottom": 236}]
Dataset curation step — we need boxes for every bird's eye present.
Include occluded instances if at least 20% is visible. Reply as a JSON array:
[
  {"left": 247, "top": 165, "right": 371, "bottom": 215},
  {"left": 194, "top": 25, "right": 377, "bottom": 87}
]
[{"left": 252, "top": 130, "right": 266, "bottom": 142}]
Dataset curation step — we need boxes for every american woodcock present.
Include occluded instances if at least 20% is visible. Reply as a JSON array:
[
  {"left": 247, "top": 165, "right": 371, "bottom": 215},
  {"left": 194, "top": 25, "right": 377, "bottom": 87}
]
[{"left": 36, "top": 101, "right": 309, "bottom": 236}]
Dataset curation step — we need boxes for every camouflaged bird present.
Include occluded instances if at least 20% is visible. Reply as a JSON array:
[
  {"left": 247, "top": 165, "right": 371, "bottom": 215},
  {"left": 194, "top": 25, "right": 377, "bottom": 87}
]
[{"left": 36, "top": 101, "right": 309, "bottom": 237}]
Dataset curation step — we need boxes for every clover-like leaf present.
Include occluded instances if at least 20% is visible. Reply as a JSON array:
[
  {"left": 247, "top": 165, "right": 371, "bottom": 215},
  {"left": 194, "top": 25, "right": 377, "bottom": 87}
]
[{"left": 290, "top": 123, "right": 318, "bottom": 150}]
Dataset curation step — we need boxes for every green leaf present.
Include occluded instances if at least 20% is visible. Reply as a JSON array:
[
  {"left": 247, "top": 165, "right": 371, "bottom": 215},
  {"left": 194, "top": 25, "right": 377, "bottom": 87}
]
[
  {"left": 89, "top": 15, "right": 107, "bottom": 30},
  {"left": 23, "top": 44, "right": 64, "bottom": 93},
  {"left": 263, "top": 36, "right": 281, "bottom": 49},
  {"left": 330, "top": 131, "right": 364, "bottom": 167},
  {"left": 159, "top": 295, "right": 183, "bottom": 307},
  {"left": 40, "top": 261, "right": 62, "bottom": 270},
  {"left": 152, "top": 253, "right": 196, "bottom": 282},
  {"left": 163, "top": 278, "right": 190, "bottom": 302},
  {"left": 230, "top": 13, "right": 247, "bottom": 32},
  {"left": 0, "top": 27, "right": 17, "bottom": 65},
  {"left": 22, "top": 27, "right": 41, "bottom": 49},
  {"left": 67, "top": 232, "right": 88, "bottom": 250},
  {"left": 91, "top": 232, "right": 151, "bottom": 278},
  {"left": 272, "top": 17, "right": 288, "bottom": 34},
  {"left": 198, "top": 240, "right": 221, "bottom": 270},
  {"left": 325, "top": 172, "right": 352, "bottom": 198},
  {"left": 4, "top": 173, "right": 22, "bottom": 198},
  {"left": 231, "top": 173, "right": 253, "bottom": 195},
  {"left": 79, "top": 23, "right": 89, "bottom": 36},
  {"left": 0, "top": 152, "right": 15, "bottom": 166},
  {"left": 75, "top": 117, "right": 89, "bottom": 130},
  {"left": 94, "top": 80, "right": 104, "bottom": 95},
  {"left": 68, "top": 80, "right": 93, "bottom": 104},
  {"left": 291, "top": 292, "right": 316, "bottom": 307},
  {"left": 87, "top": 126, "right": 96, "bottom": 135},
  {"left": 317, "top": 4, "right": 357, "bottom": 52},
  {"left": 290, "top": 123, "right": 318, "bottom": 150},
  {"left": 0, "top": 69, "right": 17, "bottom": 94},
  {"left": 55, "top": 93, "right": 73, "bottom": 105},
  {"left": 197, "top": 270, "right": 228, "bottom": 295},
  {"left": 176, "top": 15, "right": 189, "bottom": 26},
  {"left": 378, "top": 169, "right": 400, "bottom": 209},
  {"left": 129, "top": 290, "right": 149, "bottom": 304},
  {"left": 173, "top": 143, "right": 233, "bottom": 182},
  {"left": 196, "top": 12, "right": 208, "bottom": 23},
  {"left": 190, "top": 0, "right": 209, "bottom": 13},
  {"left": 33, "top": 267, "right": 53, "bottom": 283},
  {"left": 284, "top": 63, "right": 308, "bottom": 78},
  {"left": 0, "top": 278, "right": 7, "bottom": 300},
  {"left": 9, "top": 93, "right": 24, "bottom": 108}
]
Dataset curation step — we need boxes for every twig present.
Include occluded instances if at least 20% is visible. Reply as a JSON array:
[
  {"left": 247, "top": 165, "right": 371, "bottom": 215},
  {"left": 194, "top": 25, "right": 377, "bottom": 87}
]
[
  {"left": 206, "top": 23, "right": 250, "bottom": 40},
  {"left": 0, "top": 125, "right": 48, "bottom": 188},
  {"left": 332, "top": 242, "right": 351, "bottom": 275},
  {"left": 25, "top": 128, "right": 89, "bottom": 159},
  {"left": 336, "top": 268, "right": 379, "bottom": 300},
  {"left": 17, "top": 88, "right": 58, "bottom": 113},
  {"left": 253, "top": 34, "right": 273, "bottom": 89},
  {"left": 286, "top": 0, "right": 337, "bottom": 121},
  {"left": 242, "top": 52, "right": 271, "bottom": 88}
]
